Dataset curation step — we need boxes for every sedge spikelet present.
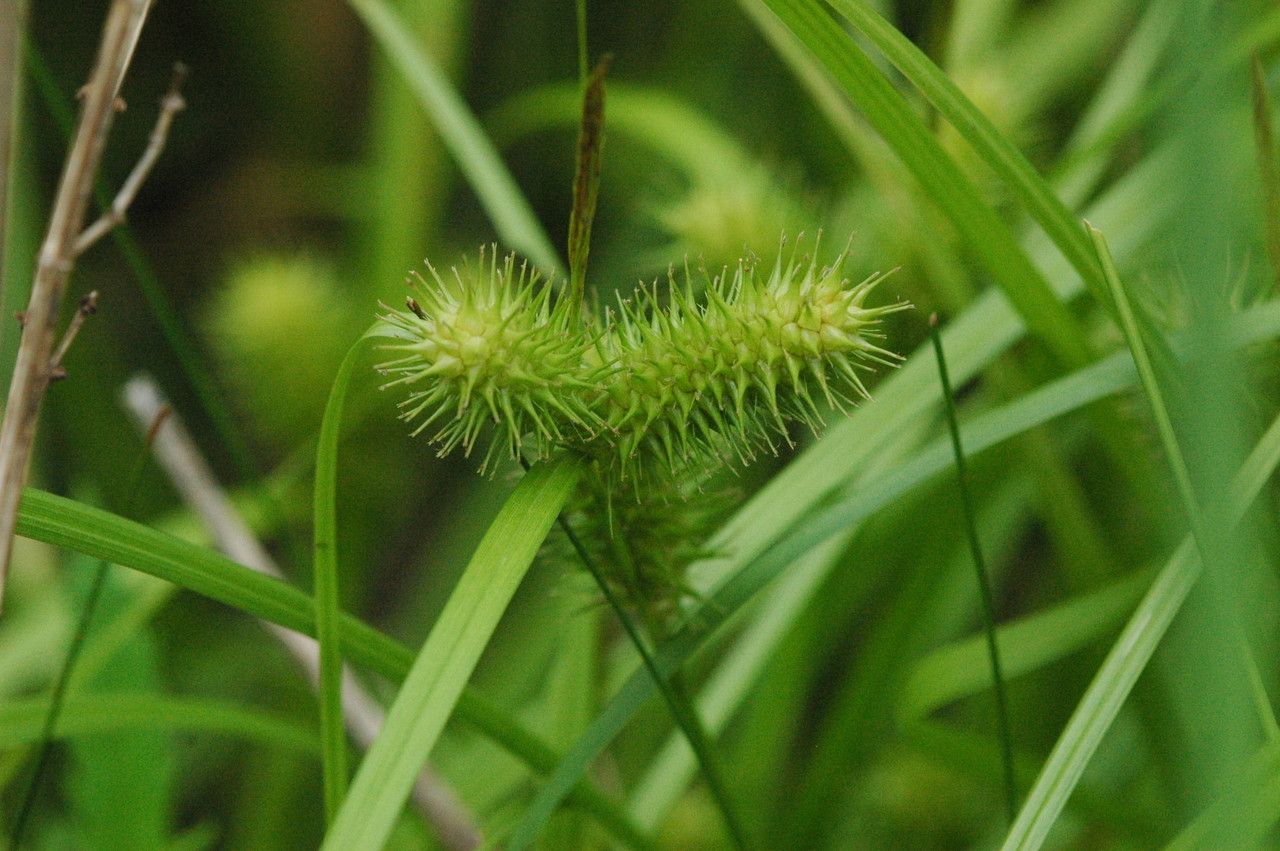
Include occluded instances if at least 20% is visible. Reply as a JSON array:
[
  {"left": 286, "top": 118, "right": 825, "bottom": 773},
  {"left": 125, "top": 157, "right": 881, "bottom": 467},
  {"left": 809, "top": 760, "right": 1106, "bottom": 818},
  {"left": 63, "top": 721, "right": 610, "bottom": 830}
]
[
  {"left": 375, "top": 247, "right": 599, "bottom": 470},
  {"left": 586, "top": 242, "right": 908, "bottom": 479}
]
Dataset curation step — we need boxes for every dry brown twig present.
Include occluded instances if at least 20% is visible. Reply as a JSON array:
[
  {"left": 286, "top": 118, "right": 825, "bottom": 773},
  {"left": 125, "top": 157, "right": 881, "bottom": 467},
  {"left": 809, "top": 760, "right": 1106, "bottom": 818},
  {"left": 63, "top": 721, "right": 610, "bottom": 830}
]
[
  {"left": 0, "top": 0, "right": 186, "bottom": 610},
  {"left": 120, "top": 375, "right": 485, "bottom": 851}
]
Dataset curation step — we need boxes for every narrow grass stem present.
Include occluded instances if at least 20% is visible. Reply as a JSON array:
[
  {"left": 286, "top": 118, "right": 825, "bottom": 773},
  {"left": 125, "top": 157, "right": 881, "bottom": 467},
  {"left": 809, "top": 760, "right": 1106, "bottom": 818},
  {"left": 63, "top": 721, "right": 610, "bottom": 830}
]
[
  {"left": 929, "top": 314, "right": 1017, "bottom": 822},
  {"left": 536, "top": 462, "right": 750, "bottom": 850},
  {"left": 11, "top": 406, "right": 168, "bottom": 843}
]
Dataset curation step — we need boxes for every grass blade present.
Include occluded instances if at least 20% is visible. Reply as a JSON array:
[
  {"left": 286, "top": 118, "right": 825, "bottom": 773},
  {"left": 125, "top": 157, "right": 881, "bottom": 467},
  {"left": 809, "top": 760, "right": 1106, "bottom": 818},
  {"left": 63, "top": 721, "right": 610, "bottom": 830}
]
[
  {"left": 320, "top": 454, "right": 583, "bottom": 850},
  {"left": 1251, "top": 55, "right": 1280, "bottom": 295},
  {"left": 0, "top": 694, "right": 318, "bottom": 754},
  {"left": 824, "top": 0, "right": 1111, "bottom": 311},
  {"left": 929, "top": 314, "right": 1017, "bottom": 821},
  {"left": 348, "top": 0, "right": 563, "bottom": 277},
  {"left": 753, "top": 0, "right": 1092, "bottom": 368},
  {"left": 314, "top": 336, "right": 377, "bottom": 822}
]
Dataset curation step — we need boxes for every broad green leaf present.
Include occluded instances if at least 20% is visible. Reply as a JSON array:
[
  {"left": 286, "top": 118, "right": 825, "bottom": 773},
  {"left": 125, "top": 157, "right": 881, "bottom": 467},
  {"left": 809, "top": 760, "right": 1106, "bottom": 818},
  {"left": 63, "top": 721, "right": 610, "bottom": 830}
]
[
  {"left": 347, "top": 0, "right": 563, "bottom": 277},
  {"left": 320, "top": 454, "right": 583, "bottom": 850}
]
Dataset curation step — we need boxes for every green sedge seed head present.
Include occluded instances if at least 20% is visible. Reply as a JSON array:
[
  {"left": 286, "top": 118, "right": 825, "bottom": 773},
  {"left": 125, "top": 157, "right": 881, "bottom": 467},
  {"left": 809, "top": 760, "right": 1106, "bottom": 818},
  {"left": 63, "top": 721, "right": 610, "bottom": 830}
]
[
  {"left": 657, "top": 167, "right": 813, "bottom": 273},
  {"left": 374, "top": 246, "right": 597, "bottom": 470},
  {"left": 205, "top": 253, "right": 358, "bottom": 445},
  {"left": 587, "top": 238, "right": 909, "bottom": 479},
  {"left": 376, "top": 237, "right": 908, "bottom": 479}
]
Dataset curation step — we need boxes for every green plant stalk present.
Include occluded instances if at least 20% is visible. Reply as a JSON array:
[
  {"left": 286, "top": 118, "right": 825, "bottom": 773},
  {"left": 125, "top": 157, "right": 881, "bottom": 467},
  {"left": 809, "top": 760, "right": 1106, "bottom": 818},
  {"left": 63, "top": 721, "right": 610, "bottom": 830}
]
[
  {"left": 929, "top": 314, "right": 1017, "bottom": 822},
  {"left": 314, "top": 337, "right": 375, "bottom": 822},
  {"left": 362, "top": 0, "right": 466, "bottom": 298},
  {"left": 543, "top": 499, "right": 750, "bottom": 851}
]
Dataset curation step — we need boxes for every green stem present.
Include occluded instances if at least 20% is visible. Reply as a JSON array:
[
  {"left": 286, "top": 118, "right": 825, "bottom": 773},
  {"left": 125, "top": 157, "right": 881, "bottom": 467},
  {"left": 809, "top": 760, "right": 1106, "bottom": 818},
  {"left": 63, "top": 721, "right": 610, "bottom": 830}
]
[{"left": 929, "top": 314, "right": 1018, "bottom": 822}]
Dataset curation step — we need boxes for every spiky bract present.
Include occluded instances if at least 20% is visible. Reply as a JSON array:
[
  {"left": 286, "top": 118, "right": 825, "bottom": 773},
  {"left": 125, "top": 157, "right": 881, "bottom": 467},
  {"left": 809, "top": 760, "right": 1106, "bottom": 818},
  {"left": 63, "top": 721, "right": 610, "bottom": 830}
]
[
  {"left": 589, "top": 246, "right": 907, "bottom": 478},
  {"left": 376, "top": 247, "right": 598, "bottom": 470}
]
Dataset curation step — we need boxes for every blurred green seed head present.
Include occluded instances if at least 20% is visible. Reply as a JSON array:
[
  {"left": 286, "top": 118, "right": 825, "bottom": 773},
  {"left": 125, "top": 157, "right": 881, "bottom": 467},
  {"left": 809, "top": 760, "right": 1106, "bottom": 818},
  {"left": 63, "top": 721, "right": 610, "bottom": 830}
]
[
  {"left": 657, "top": 167, "right": 814, "bottom": 271},
  {"left": 204, "top": 253, "right": 357, "bottom": 446},
  {"left": 938, "top": 65, "right": 1023, "bottom": 197}
]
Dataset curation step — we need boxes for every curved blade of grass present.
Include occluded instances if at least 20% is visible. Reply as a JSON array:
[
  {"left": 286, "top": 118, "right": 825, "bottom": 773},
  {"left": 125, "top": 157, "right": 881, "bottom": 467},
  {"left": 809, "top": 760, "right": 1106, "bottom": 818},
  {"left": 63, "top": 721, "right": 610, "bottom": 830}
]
[
  {"left": 1001, "top": 406, "right": 1280, "bottom": 850},
  {"left": 314, "top": 335, "right": 377, "bottom": 822},
  {"left": 320, "top": 454, "right": 583, "bottom": 850},
  {"left": 822, "top": 0, "right": 1111, "bottom": 312},
  {"left": 348, "top": 0, "right": 562, "bottom": 277},
  {"left": 0, "top": 694, "right": 318, "bottom": 754},
  {"left": 12, "top": 487, "right": 650, "bottom": 850},
  {"left": 507, "top": 298, "right": 1280, "bottom": 842},
  {"left": 752, "top": 0, "right": 1092, "bottom": 367}
]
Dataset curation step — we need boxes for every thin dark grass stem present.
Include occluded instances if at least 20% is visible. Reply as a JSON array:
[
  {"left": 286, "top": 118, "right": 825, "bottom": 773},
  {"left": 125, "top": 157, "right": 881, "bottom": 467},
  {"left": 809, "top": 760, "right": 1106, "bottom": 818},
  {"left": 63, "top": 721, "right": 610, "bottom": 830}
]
[
  {"left": 11, "top": 407, "right": 169, "bottom": 843},
  {"left": 527, "top": 461, "right": 750, "bottom": 850},
  {"left": 576, "top": 0, "right": 589, "bottom": 84},
  {"left": 928, "top": 314, "right": 1017, "bottom": 823}
]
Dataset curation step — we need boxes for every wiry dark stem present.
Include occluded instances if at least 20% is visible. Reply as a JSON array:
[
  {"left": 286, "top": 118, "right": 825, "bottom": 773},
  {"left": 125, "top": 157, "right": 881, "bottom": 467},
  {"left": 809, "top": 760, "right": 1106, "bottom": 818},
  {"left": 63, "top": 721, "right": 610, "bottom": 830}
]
[{"left": 929, "top": 314, "right": 1017, "bottom": 822}]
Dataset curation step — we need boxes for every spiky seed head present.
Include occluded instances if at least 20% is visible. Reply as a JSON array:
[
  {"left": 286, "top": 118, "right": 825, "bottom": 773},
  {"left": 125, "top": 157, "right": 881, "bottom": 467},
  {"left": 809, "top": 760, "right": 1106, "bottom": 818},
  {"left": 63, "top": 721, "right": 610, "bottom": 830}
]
[
  {"left": 586, "top": 241, "right": 909, "bottom": 479},
  {"left": 374, "top": 246, "right": 597, "bottom": 470}
]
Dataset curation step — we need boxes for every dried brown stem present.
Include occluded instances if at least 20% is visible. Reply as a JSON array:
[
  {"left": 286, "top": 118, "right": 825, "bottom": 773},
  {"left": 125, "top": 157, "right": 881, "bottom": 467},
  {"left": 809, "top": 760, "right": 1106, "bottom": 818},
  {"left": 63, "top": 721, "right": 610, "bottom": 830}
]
[
  {"left": 120, "top": 375, "right": 484, "bottom": 851},
  {"left": 74, "top": 62, "right": 186, "bottom": 257},
  {"left": 0, "top": 0, "right": 160, "bottom": 610},
  {"left": 47, "top": 290, "right": 98, "bottom": 380}
]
